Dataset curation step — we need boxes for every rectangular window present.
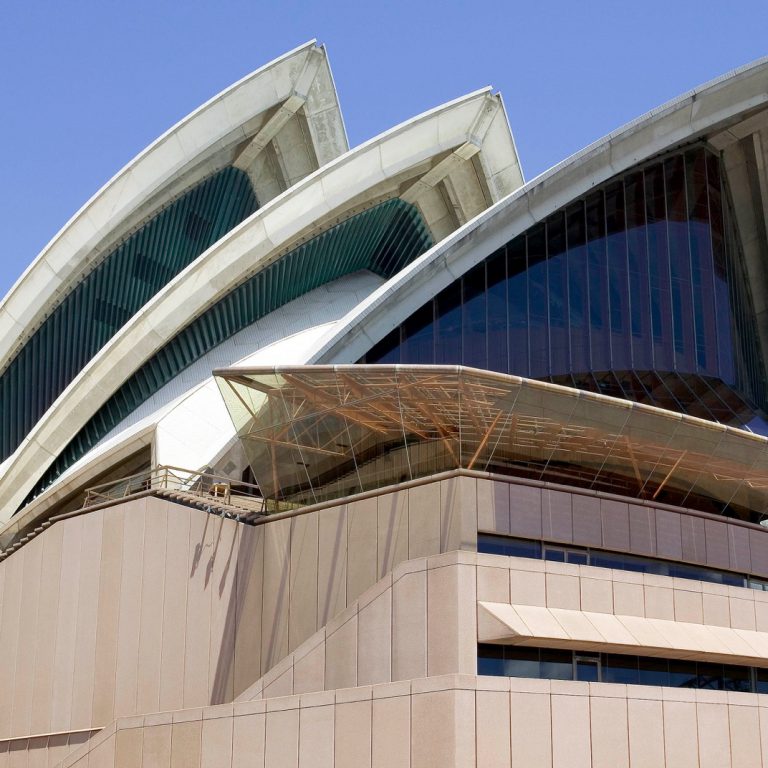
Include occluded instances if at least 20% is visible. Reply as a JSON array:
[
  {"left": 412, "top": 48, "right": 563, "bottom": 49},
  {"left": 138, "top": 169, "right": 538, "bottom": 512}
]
[
  {"left": 603, "top": 653, "right": 639, "bottom": 684},
  {"left": 477, "top": 644, "right": 505, "bottom": 676},
  {"left": 435, "top": 282, "right": 462, "bottom": 364},
  {"left": 477, "top": 534, "right": 542, "bottom": 559},
  {"left": 575, "top": 653, "right": 600, "bottom": 682},
  {"left": 462, "top": 263, "right": 488, "bottom": 369},
  {"left": 586, "top": 192, "right": 610, "bottom": 371},
  {"left": 527, "top": 225, "right": 549, "bottom": 377},
  {"left": 605, "top": 181, "right": 630, "bottom": 369},
  {"left": 401, "top": 303, "right": 434, "bottom": 364},
  {"left": 567, "top": 201, "right": 590, "bottom": 371},
  {"left": 507, "top": 237, "right": 529, "bottom": 376},
  {"left": 477, "top": 532, "right": 752, "bottom": 591},
  {"left": 486, "top": 249, "right": 508, "bottom": 373},
  {"left": 479, "top": 644, "right": 768, "bottom": 695},
  {"left": 540, "top": 648, "right": 573, "bottom": 680},
  {"left": 505, "top": 646, "right": 541, "bottom": 678},
  {"left": 645, "top": 163, "right": 674, "bottom": 370},
  {"left": 547, "top": 213, "right": 569, "bottom": 375},
  {"left": 638, "top": 656, "right": 669, "bottom": 687}
]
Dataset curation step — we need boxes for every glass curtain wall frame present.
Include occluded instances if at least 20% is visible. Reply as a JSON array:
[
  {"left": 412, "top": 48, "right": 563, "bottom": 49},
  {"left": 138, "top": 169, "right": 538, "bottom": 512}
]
[
  {"left": 214, "top": 364, "right": 768, "bottom": 521},
  {"left": 23, "top": 199, "right": 433, "bottom": 507},
  {"left": 477, "top": 644, "right": 768, "bottom": 693},
  {"left": 0, "top": 166, "right": 258, "bottom": 462},
  {"left": 361, "top": 146, "right": 768, "bottom": 429}
]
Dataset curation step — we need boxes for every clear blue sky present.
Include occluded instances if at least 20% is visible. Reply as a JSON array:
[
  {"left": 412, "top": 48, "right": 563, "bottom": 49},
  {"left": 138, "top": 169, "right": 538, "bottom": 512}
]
[{"left": 1, "top": 0, "right": 767, "bottom": 298}]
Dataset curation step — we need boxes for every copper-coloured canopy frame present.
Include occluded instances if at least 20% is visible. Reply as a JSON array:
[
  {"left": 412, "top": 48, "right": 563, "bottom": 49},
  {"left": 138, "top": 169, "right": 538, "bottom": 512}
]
[{"left": 214, "top": 365, "right": 768, "bottom": 520}]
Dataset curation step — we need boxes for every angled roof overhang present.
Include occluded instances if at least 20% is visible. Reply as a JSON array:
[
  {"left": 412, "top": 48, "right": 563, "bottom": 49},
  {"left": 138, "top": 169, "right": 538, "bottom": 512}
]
[
  {"left": 214, "top": 365, "right": 768, "bottom": 521},
  {"left": 0, "top": 89, "right": 522, "bottom": 521},
  {"left": 478, "top": 601, "right": 768, "bottom": 666},
  {"left": 0, "top": 40, "right": 347, "bottom": 377},
  {"left": 309, "top": 57, "right": 768, "bottom": 368}
]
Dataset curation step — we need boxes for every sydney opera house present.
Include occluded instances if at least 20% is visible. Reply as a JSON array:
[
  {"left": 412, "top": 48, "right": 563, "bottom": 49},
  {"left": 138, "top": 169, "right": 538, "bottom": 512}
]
[{"left": 3, "top": 40, "right": 768, "bottom": 766}]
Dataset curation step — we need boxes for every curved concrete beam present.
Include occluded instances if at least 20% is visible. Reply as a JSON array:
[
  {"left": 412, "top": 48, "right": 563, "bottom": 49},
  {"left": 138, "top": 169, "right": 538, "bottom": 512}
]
[
  {"left": 0, "top": 88, "right": 520, "bottom": 519},
  {"left": 308, "top": 57, "right": 768, "bottom": 368},
  {"left": 0, "top": 41, "right": 347, "bottom": 376}
]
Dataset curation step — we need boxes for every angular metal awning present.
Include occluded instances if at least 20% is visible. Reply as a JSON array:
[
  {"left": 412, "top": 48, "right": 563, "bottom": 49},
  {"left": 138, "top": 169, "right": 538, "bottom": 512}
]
[{"left": 214, "top": 365, "right": 768, "bottom": 519}]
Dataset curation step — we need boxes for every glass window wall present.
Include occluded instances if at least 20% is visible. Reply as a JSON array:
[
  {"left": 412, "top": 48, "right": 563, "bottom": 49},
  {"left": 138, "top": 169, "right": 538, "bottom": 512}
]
[
  {"left": 479, "top": 644, "right": 767, "bottom": 692},
  {"left": 362, "top": 147, "right": 768, "bottom": 429},
  {"left": 477, "top": 534, "right": 748, "bottom": 589},
  {"left": 0, "top": 167, "right": 258, "bottom": 463}
]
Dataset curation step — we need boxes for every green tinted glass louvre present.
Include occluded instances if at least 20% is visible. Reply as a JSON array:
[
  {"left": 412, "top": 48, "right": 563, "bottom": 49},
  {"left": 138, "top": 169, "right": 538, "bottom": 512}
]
[
  {"left": 26, "top": 198, "right": 432, "bottom": 505},
  {"left": 0, "top": 167, "right": 257, "bottom": 462}
]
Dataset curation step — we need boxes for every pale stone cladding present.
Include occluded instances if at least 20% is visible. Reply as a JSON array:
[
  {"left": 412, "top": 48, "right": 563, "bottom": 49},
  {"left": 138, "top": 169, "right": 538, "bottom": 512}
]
[
  {"left": 4, "top": 474, "right": 768, "bottom": 765},
  {"left": 41, "top": 676, "right": 768, "bottom": 768}
]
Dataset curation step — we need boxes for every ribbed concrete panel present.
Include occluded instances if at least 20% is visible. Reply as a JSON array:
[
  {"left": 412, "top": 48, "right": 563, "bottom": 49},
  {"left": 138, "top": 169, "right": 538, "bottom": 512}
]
[{"left": 0, "top": 167, "right": 256, "bottom": 464}]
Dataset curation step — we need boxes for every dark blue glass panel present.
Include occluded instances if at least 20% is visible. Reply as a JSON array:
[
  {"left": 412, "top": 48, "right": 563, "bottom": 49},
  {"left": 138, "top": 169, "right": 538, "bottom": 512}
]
[
  {"left": 605, "top": 182, "right": 631, "bottom": 369},
  {"left": 638, "top": 657, "right": 670, "bottom": 687},
  {"left": 547, "top": 213, "right": 569, "bottom": 375},
  {"left": 686, "top": 150, "right": 717, "bottom": 375},
  {"left": 723, "top": 665, "right": 752, "bottom": 692},
  {"left": 478, "top": 644, "right": 505, "bottom": 675},
  {"left": 576, "top": 657, "right": 599, "bottom": 682},
  {"left": 586, "top": 192, "right": 611, "bottom": 368},
  {"left": 462, "top": 263, "right": 487, "bottom": 369},
  {"left": 707, "top": 153, "right": 735, "bottom": 385},
  {"left": 527, "top": 225, "right": 548, "bottom": 377},
  {"left": 567, "top": 202, "right": 590, "bottom": 371},
  {"left": 401, "top": 303, "right": 434, "bottom": 364},
  {"left": 365, "top": 331, "right": 401, "bottom": 364},
  {"left": 590, "top": 551, "right": 647, "bottom": 573},
  {"left": 540, "top": 648, "right": 573, "bottom": 680},
  {"left": 477, "top": 534, "right": 541, "bottom": 559},
  {"left": 696, "top": 662, "right": 725, "bottom": 689},
  {"left": 477, "top": 534, "right": 510, "bottom": 556},
  {"left": 507, "top": 237, "right": 529, "bottom": 376},
  {"left": 625, "top": 172, "right": 652, "bottom": 369},
  {"left": 669, "top": 659, "right": 698, "bottom": 687},
  {"left": 435, "top": 281, "right": 462, "bottom": 364},
  {"left": 504, "top": 646, "right": 541, "bottom": 679},
  {"left": 603, "top": 654, "right": 639, "bottom": 684},
  {"left": 665, "top": 155, "right": 697, "bottom": 371},
  {"left": 645, "top": 163, "right": 675, "bottom": 371},
  {"left": 486, "top": 250, "right": 508, "bottom": 373}
]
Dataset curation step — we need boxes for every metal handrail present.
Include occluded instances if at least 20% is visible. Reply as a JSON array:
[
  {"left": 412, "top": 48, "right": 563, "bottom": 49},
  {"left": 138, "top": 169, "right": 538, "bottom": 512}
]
[{"left": 82, "top": 465, "right": 265, "bottom": 517}]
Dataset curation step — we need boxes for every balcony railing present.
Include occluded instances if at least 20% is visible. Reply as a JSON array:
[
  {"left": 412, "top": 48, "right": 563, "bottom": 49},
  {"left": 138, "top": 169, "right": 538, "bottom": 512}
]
[{"left": 82, "top": 465, "right": 266, "bottom": 519}]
